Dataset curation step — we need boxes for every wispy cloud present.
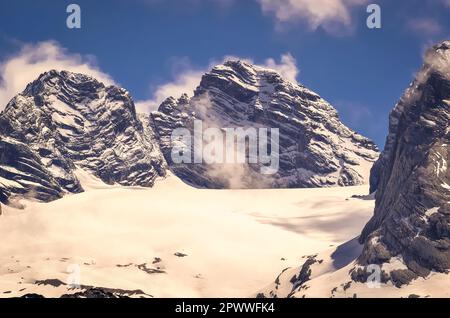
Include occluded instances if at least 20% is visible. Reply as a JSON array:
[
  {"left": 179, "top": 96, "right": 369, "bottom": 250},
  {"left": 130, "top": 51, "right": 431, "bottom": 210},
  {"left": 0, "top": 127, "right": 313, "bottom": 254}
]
[
  {"left": 263, "top": 53, "right": 299, "bottom": 83},
  {"left": 136, "top": 53, "right": 300, "bottom": 113},
  {"left": 135, "top": 65, "right": 204, "bottom": 113},
  {"left": 407, "top": 17, "right": 442, "bottom": 36},
  {"left": 0, "top": 41, "right": 114, "bottom": 110},
  {"left": 255, "top": 0, "right": 369, "bottom": 32}
]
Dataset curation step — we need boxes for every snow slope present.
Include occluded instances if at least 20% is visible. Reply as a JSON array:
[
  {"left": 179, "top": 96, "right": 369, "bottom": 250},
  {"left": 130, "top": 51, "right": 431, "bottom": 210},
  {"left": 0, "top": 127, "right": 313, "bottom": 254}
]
[
  {"left": 0, "top": 173, "right": 374, "bottom": 298},
  {"left": 258, "top": 239, "right": 450, "bottom": 298}
]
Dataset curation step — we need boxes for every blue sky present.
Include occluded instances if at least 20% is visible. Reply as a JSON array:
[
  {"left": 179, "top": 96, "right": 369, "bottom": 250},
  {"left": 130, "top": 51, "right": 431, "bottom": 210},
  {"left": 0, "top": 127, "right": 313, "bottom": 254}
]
[{"left": 0, "top": 0, "right": 449, "bottom": 147}]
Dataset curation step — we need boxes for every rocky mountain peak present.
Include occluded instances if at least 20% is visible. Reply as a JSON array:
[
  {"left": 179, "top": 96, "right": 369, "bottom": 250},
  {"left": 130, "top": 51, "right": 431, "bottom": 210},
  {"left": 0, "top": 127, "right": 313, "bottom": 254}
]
[
  {"left": 422, "top": 41, "right": 450, "bottom": 78},
  {"left": 0, "top": 70, "right": 165, "bottom": 204},
  {"left": 152, "top": 60, "right": 379, "bottom": 189}
]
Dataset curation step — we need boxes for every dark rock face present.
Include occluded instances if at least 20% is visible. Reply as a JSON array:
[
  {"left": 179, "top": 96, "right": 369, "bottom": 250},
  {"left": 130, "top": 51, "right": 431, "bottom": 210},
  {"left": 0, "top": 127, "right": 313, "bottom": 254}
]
[
  {"left": 0, "top": 70, "right": 166, "bottom": 204},
  {"left": 0, "top": 138, "right": 64, "bottom": 203},
  {"left": 356, "top": 41, "right": 450, "bottom": 283},
  {"left": 60, "top": 288, "right": 128, "bottom": 298},
  {"left": 19, "top": 288, "right": 146, "bottom": 298},
  {"left": 20, "top": 293, "right": 45, "bottom": 299},
  {"left": 289, "top": 256, "right": 317, "bottom": 291},
  {"left": 152, "top": 61, "right": 379, "bottom": 189}
]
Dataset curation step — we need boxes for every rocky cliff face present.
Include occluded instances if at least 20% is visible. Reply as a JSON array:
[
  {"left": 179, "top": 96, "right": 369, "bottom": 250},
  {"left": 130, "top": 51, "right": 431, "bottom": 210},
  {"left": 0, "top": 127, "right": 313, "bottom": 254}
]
[
  {"left": 354, "top": 41, "right": 450, "bottom": 285},
  {"left": 258, "top": 41, "right": 450, "bottom": 298},
  {"left": 152, "top": 61, "right": 379, "bottom": 189},
  {"left": 0, "top": 70, "right": 166, "bottom": 204}
]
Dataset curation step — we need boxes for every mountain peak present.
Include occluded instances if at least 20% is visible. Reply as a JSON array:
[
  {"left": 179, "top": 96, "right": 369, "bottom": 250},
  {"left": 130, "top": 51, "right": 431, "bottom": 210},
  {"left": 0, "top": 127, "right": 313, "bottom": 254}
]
[
  {"left": 213, "top": 59, "right": 286, "bottom": 83},
  {"left": 153, "top": 59, "right": 379, "bottom": 189},
  {"left": 413, "top": 40, "right": 450, "bottom": 87},
  {"left": 222, "top": 59, "right": 253, "bottom": 69},
  {"left": 23, "top": 70, "right": 105, "bottom": 95},
  {"left": 0, "top": 71, "right": 166, "bottom": 204}
]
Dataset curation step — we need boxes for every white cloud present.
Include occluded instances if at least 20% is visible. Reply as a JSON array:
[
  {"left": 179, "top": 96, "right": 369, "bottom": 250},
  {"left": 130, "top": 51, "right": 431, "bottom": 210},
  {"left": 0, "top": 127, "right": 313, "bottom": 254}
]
[
  {"left": 263, "top": 53, "right": 299, "bottom": 83},
  {"left": 136, "top": 53, "right": 300, "bottom": 113},
  {"left": 0, "top": 41, "right": 300, "bottom": 116},
  {"left": 0, "top": 41, "right": 115, "bottom": 110},
  {"left": 256, "top": 0, "right": 368, "bottom": 31},
  {"left": 135, "top": 68, "right": 204, "bottom": 113}
]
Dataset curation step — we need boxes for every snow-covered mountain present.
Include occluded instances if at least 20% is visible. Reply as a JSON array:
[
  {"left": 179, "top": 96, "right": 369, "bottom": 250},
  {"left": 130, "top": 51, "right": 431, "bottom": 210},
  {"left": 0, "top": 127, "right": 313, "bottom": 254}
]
[
  {"left": 152, "top": 60, "right": 379, "bottom": 189},
  {"left": 2, "top": 44, "right": 447, "bottom": 299},
  {"left": 259, "top": 41, "right": 450, "bottom": 298},
  {"left": 0, "top": 62, "right": 379, "bottom": 203},
  {"left": 0, "top": 70, "right": 166, "bottom": 204}
]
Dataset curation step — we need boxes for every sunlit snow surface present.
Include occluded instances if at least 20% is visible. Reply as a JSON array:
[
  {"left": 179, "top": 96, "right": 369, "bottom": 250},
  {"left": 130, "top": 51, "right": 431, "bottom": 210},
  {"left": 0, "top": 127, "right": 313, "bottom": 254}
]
[{"left": 0, "top": 172, "right": 374, "bottom": 298}]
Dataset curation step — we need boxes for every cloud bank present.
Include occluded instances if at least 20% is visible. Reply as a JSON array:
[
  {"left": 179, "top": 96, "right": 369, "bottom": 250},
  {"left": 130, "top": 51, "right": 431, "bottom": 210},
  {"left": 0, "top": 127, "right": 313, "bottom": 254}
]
[
  {"left": 256, "top": 0, "right": 369, "bottom": 31},
  {"left": 0, "top": 41, "right": 114, "bottom": 110},
  {"left": 0, "top": 40, "right": 299, "bottom": 117}
]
